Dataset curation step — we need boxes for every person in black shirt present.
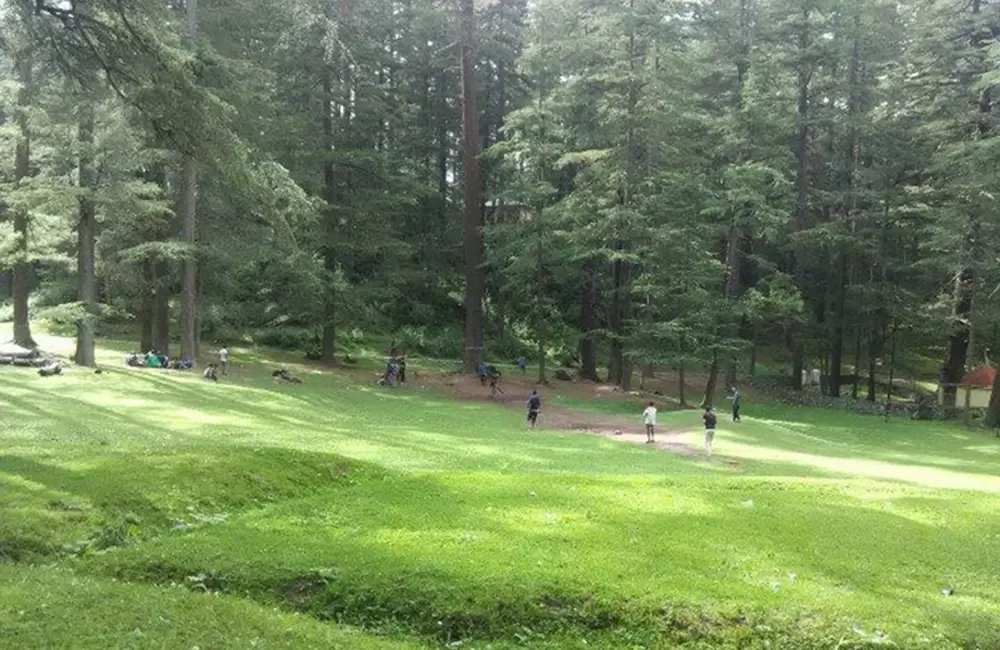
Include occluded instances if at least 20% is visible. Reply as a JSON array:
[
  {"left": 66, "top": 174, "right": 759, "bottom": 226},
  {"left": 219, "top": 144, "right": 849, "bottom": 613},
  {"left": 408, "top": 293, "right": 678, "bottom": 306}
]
[
  {"left": 397, "top": 351, "right": 407, "bottom": 384},
  {"left": 526, "top": 390, "right": 541, "bottom": 428},
  {"left": 702, "top": 406, "right": 718, "bottom": 460}
]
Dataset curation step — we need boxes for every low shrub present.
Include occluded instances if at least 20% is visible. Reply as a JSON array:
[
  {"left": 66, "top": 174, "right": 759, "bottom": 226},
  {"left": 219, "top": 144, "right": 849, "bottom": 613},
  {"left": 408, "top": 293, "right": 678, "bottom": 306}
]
[{"left": 254, "top": 327, "right": 319, "bottom": 352}]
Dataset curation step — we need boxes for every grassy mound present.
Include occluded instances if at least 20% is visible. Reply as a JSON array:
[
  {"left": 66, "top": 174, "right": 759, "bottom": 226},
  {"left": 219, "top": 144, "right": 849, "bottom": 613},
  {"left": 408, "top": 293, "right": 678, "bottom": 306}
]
[
  {"left": 0, "top": 565, "right": 420, "bottom": 649},
  {"left": 1, "top": 343, "right": 999, "bottom": 649}
]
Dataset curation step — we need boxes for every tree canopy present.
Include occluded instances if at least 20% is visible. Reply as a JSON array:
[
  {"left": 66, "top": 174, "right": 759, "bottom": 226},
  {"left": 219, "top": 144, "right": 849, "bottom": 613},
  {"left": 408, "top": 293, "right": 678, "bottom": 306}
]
[{"left": 4, "top": 0, "right": 1000, "bottom": 420}]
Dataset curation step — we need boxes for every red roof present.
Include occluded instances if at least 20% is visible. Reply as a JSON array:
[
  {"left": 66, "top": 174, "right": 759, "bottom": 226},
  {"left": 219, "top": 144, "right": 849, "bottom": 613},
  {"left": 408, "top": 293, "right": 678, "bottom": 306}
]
[{"left": 962, "top": 364, "right": 996, "bottom": 388}]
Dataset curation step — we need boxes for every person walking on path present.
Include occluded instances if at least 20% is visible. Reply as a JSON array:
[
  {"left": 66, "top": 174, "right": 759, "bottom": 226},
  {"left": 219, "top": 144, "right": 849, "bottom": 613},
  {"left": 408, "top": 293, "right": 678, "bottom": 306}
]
[
  {"left": 702, "top": 406, "right": 718, "bottom": 459},
  {"left": 218, "top": 346, "right": 229, "bottom": 376},
  {"left": 642, "top": 401, "right": 657, "bottom": 444},
  {"left": 728, "top": 387, "right": 741, "bottom": 422},
  {"left": 526, "top": 390, "right": 542, "bottom": 429}
]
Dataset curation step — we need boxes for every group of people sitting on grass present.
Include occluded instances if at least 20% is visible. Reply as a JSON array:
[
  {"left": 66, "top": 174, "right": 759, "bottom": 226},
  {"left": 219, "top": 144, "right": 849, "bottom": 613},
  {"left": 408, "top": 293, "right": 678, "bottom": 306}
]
[{"left": 125, "top": 350, "right": 194, "bottom": 371}]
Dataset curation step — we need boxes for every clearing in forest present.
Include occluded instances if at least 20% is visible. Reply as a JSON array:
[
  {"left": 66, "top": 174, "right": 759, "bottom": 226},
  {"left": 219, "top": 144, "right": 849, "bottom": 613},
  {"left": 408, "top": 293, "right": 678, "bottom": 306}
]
[{"left": 2, "top": 343, "right": 999, "bottom": 650}]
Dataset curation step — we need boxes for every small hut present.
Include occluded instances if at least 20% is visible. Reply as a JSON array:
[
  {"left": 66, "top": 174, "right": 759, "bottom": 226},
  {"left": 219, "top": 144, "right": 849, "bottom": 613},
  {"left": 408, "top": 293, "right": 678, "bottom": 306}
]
[{"left": 940, "top": 364, "right": 995, "bottom": 408}]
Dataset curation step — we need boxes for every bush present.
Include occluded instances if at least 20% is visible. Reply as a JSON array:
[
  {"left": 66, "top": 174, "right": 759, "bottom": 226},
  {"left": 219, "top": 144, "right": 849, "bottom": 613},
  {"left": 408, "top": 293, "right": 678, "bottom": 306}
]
[
  {"left": 396, "top": 325, "right": 463, "bottom": 359},
  {"left": 487, "top": 335, "right": 535, "bottom": 363},
  {"left": 747, "top": 377, "right": 921, "bottom": 417},
  {"left": 254, "top": 327, "right": 318, "bottom": 352}
]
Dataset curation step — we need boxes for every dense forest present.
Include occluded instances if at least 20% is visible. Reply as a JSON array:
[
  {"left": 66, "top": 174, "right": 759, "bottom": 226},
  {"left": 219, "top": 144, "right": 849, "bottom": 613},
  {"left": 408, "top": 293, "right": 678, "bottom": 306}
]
[{"left": 2, "top": 0, "right": 1000, "bottom": 417}]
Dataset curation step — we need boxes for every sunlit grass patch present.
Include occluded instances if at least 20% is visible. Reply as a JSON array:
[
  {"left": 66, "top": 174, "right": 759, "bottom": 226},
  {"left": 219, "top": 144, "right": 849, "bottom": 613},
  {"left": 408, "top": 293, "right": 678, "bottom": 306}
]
[{"left": 1, "top": 340, "right": 999, "bottom": 648}]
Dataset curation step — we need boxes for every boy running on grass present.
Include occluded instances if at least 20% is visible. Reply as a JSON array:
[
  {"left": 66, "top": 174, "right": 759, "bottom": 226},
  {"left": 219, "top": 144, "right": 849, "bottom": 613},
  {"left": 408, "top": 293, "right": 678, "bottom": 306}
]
[
  {"left": 526, "top": 390, "right": 541, "bottom": 428},
  {"left": 702, "top": 406, "right": 717, "bottom": 459},
  {"left": 488, "top": 365, "right": 504, "bottom": 398},
  {"left": 642, "top": 401, "right": 657, "bottom": 443}
]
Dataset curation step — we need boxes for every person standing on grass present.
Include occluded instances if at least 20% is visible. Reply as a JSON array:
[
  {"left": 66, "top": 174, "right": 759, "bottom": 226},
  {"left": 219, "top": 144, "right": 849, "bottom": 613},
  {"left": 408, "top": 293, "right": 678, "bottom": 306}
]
[
  {"left": 517, "top": 357, "right": 527, "bottom": 375},
  {"left": 642, "top": 401, "right": 657, "bottom": 444},
  {"left": 702, "top": 406, "right": 718, "bottom": 459},
  {"left": 397, "top": 350, "right": 407, "bottom": 384},
  {"left": 526, "top": 390, "right": 541, "bottom": 428},
  {"left": 218, "top": 345, "right": 229, "bottom": 376},
  {"left": 728, "top": 386, "right": 741, "bottom": 422}
]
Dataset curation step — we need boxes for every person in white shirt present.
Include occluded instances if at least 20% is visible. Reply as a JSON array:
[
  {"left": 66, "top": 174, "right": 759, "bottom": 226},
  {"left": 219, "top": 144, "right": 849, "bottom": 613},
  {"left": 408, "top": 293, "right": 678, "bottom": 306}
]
[
  {"left": 218, "top": 346, "right": 229, "bottom": 376},
  {"left": 642, "top": 402, "right": 657, "bottom": 444}
]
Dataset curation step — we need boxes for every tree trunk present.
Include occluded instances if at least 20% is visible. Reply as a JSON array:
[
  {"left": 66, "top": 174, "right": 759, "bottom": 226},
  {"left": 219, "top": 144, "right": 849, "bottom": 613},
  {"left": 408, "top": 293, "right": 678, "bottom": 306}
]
[
  {"left": 963, "top": 292, "right": 977, "bottom": 427},
  {"left": 460, "top": 0, "right": 485, "bottom": 372},
  {"left": 537, "top": 338, "right": 547, "bottom": 384},
  {"left": 723, "top": 222, "right": 743, "bottom": 389},
  {"left": 436, "top": 71, "right": 449, "bottom": 226},
  {"left": 678, "top": 363, "right": 687, "bottom": 408},
  {"left": 319, "top": 13, "right": 339, "bottom": 363},
  {"left": 12, "top": 49, "right": 35, "bottom": 349},
  {"left": 949, "top": 0, "right": 989, "bottom": 410},
  {"left": 725, "top": 1, "right": 750, "bottom": 389},
  {"left": 609, "top": 0, "right": 640, "bottom": 388},
  {"left": 321, "top": 315, "right": 336, "bottom": 362},
  {"left": 608, "top": 257, "right": 625, "bottom": 385},
  {"left": 940, "top": 267, "right": 974, "bottom": 408},
  {"left": 790, "top": 4, "right": 811, "bottom": 391},
  {"left": 140, "top": 261, "right": 155, "bottom": 352},
  {"left": 831, "top": 13, "right": 862, "bottom": 399},
  {"left": 851, "top": 326, "right": 862, "bottom": 399},
  {"left": 886, "top": 322, "right": 898, "bottom": 404},
  {"left": 179, "top": 0, "right": 199, "bottom": 361},
  {"left": 179, "top": 159, "right": 198, "bottom": 360},
  {"left": 320, "top": 102, "right": 336, "bottom": 362},
  {"left": 828, "top": 251, "right": 847, "bottom": 397},
  {"left": 74, "top": 97, "right": 98, "bottom": 367},
  {"left": 866, "top": 327, "right": 877, "bottom": 402},
  {"left": 703, "top": 351, "right": 720, "bottom": 408},
  {"left": 579, "top": 265, "right": 600, "bottom": 382},
  {"left": 621, "top": 355, "right": 633, "bottom": 392},
  {"left": 984, "top": 354, "right": 1000, "bottom": 428},
  {"left": 152, "top": 261, "right": 170, "bottom": 355}
]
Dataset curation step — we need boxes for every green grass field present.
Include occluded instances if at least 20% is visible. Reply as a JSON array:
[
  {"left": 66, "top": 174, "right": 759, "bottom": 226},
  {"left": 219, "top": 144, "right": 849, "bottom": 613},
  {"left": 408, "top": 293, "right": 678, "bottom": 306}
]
[{"left": 1, "top": 338, "right": 999, "bottom": 649}]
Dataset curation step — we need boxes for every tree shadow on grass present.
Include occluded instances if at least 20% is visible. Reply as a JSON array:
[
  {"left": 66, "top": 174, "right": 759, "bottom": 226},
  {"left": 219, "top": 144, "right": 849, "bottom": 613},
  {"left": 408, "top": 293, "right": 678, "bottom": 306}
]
[
  {"left": 722, "top": 406, "right": 1000, "bottom": 473},
  {"left": 726, "top": 491, "right": 1000, "bottom": 644},
  {"left": 83, "top": 470, "right": 1000, "bottom": 647},
  {"left": 0, "top": 454, "right": 167, "bottom": 521},
  {"left": 711, "top": 412, "right": 1000, "bottom": 488},
  {"left": 0, "top": 439, "right": 390, "bottom": 562}
]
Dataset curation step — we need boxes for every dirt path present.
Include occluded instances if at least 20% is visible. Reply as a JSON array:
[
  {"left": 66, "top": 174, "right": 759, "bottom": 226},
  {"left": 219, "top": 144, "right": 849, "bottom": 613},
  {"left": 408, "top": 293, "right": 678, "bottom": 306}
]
[
  {"left": 425, "top": 372, "right": 704, "bottom": 459},
  {"left": 535, "top": 403, "right": 702, "bottom": 457}
]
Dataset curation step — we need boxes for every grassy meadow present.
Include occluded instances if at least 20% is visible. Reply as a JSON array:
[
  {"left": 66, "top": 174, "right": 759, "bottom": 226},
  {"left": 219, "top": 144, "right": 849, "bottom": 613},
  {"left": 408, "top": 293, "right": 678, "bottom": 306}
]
[{"left": 1, "top": 335, "right": 999, "bottom": 649}]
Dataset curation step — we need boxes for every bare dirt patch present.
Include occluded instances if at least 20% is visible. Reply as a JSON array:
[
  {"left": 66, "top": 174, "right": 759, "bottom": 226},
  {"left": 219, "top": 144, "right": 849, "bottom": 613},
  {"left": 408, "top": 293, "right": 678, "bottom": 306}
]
[{"left": 421, "top": 371, "right": 706, "bottom": 459}]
